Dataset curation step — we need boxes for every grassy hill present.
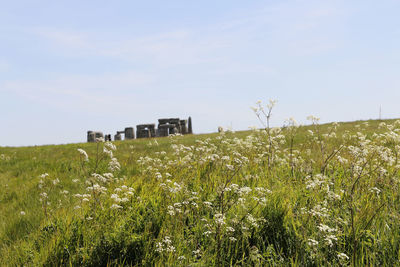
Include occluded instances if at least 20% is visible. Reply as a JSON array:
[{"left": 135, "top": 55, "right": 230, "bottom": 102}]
[{"left": 1, "top": 118, "right": 400, "bottom": 266}]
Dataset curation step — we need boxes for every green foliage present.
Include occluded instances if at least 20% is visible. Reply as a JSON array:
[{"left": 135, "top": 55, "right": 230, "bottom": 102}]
[{"left": 1, "top": 118, "right": 400, "bottom": 266}]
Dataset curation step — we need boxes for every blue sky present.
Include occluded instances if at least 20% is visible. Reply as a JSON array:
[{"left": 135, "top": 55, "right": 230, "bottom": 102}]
[{"left": 1, "top": 0, "right": 399, "bottom": 146}]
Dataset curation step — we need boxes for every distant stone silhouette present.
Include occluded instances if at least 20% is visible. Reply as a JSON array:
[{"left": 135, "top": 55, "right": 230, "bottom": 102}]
[
  {"left": 87, "top": 117, "right": 193, "bottom": 142},
  {"left": 87, "top": 131, "right": 104, "bottom": 142},
  {"left": 125, "top": 127, "right": 135, "bottom": 139},
  {"left": 188, "top": 117, "right": 193, "bottom": 134}
]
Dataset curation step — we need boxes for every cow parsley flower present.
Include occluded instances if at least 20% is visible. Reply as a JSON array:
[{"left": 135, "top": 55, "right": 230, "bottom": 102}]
[
  {"left": 214, "top": 213, "right": 225, "bottom": 225},
  {"left": 111, "top": 204, "right": 123, "bottom": 209},
  {"left": 40, "top": 173, "right": 49, "bottom": 179},
  {"left": 226, "top": 227, "right": 235, "bottom": 232},
  {"left": 337, "top": 252, "right": 349, "bottom": 261},
  {"left": 109, "top": 158, "right": 121, "bottom": 172},
  {"left": 226, "top": 164, "right": 234, "bottom": 171},
  {"left": 104, "top": 141, "right": 116, "bottom": 151},
  {"left": 325, "top": 234, "right": 338, "bottom": 247},
  {"left": 369, "top": 187, "right": 381, "bottom": 196},
  {"left": 77, "top": 148, "right": 89, "bottom": 162},
  {"left": 307, "top": 239, "right": 319, "bottom": 247}
]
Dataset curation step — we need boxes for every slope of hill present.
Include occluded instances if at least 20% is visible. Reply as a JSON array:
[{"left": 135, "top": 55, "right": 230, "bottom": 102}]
[{"left": 1, "top": 119, "right": 400, "bottom": 266}]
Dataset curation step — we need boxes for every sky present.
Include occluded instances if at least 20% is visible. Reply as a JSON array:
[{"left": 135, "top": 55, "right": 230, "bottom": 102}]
[{"left": 1, "top": 0, "right": 400, "bottom": 146}]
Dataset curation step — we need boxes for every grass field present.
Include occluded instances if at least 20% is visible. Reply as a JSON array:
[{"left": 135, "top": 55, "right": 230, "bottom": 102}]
[{"left": 1, "top": 116, "right": 400, "bottom": 266}]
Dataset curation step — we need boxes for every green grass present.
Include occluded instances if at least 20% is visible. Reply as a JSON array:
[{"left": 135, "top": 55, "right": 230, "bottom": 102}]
[{"left": 1, "top": 118, "right": 400, "bottom": 266}]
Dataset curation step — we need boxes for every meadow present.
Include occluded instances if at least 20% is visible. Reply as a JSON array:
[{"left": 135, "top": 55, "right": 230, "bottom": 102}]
[{"left": 1, "top": 106, "right": 400, "bottom": 266}]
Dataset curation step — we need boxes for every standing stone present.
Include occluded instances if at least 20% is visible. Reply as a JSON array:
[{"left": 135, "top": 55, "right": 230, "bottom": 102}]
[
  {"left": 158, "top": 119, "right": 169, "bottom": 125},
  {"left": 148, "top": 124, "right": 156, "bottom": 137},
  {"left": 95, "top": 132, "right": 104, "bottom": 140},
  {"left": 188, "top": 116, "right": 193, "bottom": 134},
  {"left": 114, "top": 133, "right": 122, "bottom": 141},
  {"left": 125, "top": 127, "right": 135, "bottom": 139},
  {"left": 180, "top": 120, "right": 187, "bottom": 134},
  {"left": 158, "top": 124, "right": 169, "bottom": 137},
  {"left": 137, "top": 124, "right": 156, "bottom": 138},
  {"left": 170, "top": 119, "right": 181, "bottom": 133},
  {"left": 87, "top": 131, "right": 95, "bottom": 142},
  {"left": 146, "top": 129, "right": 151, "bottom": 138},
  {"left": 87, "top": 131, "right": 104, "bottom": 142}
]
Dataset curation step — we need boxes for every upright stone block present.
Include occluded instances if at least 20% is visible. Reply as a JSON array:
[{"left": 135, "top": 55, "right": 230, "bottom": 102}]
[
  {"left": 125, "top": 127, "right": 135, "bottom": 139},
  {"left": 158, "top": 124, "right": 170, "bottom": 137},
  {"left": 180, "top": 120, "right": 187, "bottom": 134},
  {"left": 95, "top": 132, "right": 104, "bottom": 140},
  {"left": 137, "top": 124, "right": 156, "bottom": 138},
  {"left": 114, "top": 133, "right": 122, "bottom": 141},
  {"left": 87, "top": 131, "right": 104, "bottom": 142},
  {"left": 87, "top": 131, "right": 95, "bottom": 142},
  {"left": 188, "top": 116, "right": 193, "bottom": 134}
]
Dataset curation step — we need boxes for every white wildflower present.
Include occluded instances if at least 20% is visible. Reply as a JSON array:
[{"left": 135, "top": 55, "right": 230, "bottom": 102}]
[
  {"left": 226, "top": 164, "right": 235, "bottom": 171},
  {"left": 307, "top": 238, "right": 319, "bottom": 247},
  {"left": 203, "top": 230, "right": 213, "bottom": 236},
  {"left": 104, "top": 141, "right": 116, "bottom": 151},
  {"left": 109, "top": 158, "right": 121, "bottom": 172},
  {"left": 226, "top": 227, "right": 235, "bottom": 233},
  {"left": 167, "top": 206, "right": 175, "bottom": 216},
  {"left": 103, "top": 173, "right": 114, "bottom": 179},
  {"left": 77, "top": 148, "right": 89, "bottom": 162},
  {"left": 369, "top": 187, "right": 381, "bottom": 196},
  {"left": 120, "top": 197, "right": 129, "bottom": 203},
  {"left": 337, "top": 252, "right": 349, "bottom": 261},
  {"left": 40, "top": 173, "right": 49, "bottom": 179},
  {"left": 203, "top": 201, "right": 213, "bottom": 209},
  {"left": 325, "top": 234, "right": 338, "bottom": 247},
  {"left": 239, "top": 186, "right": 252, "bottom": 195},
  {"left": 193, "top": 249, "right": 201, "bottom": 257},
  {"left": 178, "top": 256, "right": 186, "bottom": 261},
  {"left": 214, "top": 213, "right": 225, "bottom": 225},
  {"left": 318, "top": 224, "right": 336, "bottom": 233},
  {"left": 111, "top": 204, "right": 123, "bottom": 210},
  {"left": 103, "top": 147, "right": 113, "bottom": 158}
]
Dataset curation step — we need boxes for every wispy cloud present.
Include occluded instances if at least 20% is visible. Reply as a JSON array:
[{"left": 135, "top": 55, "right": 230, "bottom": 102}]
[
  {"left": 2, "top": 71, "right": 157, "bottom": 114},
  {"left": 0, "top": 59, "right": 10, "bottom": 72},
  {"left": 29, "top": 27, "right": 227, "bottom": 67},
  {"left": 25, "top": 0, "right": 346, "bottom": 73},
  {"left": 31, "top": 28, "right": 93, "bottom": 50},
  {"left": 2, "top": 0, "right": 348, "bottom": 119}
]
